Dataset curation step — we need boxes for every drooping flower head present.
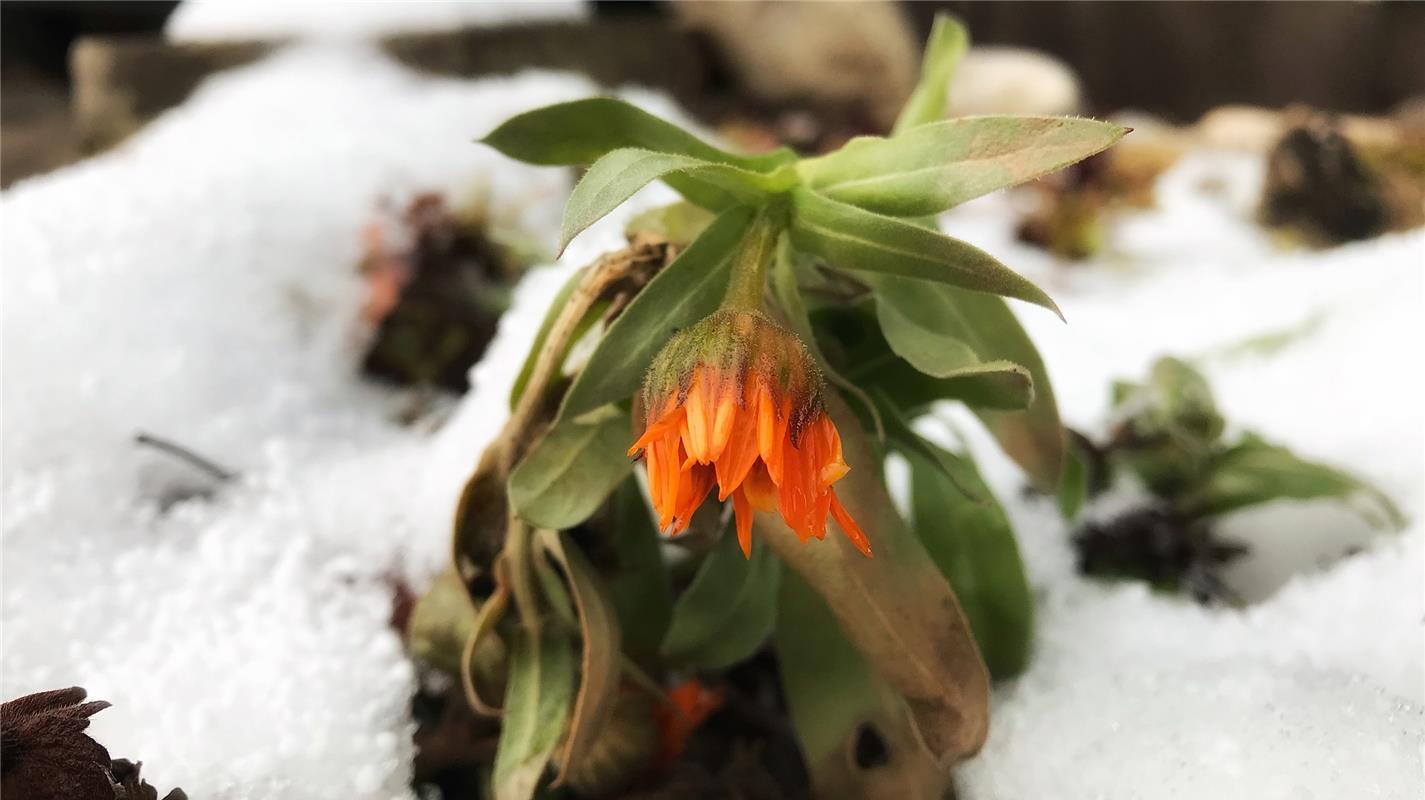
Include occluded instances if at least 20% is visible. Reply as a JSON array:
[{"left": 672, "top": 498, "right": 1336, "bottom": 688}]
[{"left": 628, "top": 309, "right": 871, "bottom": 558}]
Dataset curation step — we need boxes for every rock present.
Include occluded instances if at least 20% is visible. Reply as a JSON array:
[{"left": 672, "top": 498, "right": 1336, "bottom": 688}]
[{"left": 948, "top": 46, "right": 1082, "bottom": 117}]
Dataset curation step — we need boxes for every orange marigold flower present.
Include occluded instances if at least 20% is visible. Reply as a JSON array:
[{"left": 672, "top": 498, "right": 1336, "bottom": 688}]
[
  {"left": 653, "top": 679, "right": 724, "bottom": 764},
  {"left": 628, "top": 310, "right": 871, "bottom": 558}
]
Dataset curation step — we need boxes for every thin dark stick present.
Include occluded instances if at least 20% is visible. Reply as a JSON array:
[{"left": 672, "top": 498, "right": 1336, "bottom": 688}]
[{"left": 133, "top": 432, "right": 238, "bottom": 482}]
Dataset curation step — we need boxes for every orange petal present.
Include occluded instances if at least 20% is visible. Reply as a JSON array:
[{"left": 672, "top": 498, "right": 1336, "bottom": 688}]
[
  {"left": 742, "top": 461, "right": 779, "bottom": 511},
  {"left": 715, "top": 415, "right": 760, "bottom": 501},
  {"left": 658, "top": 440, "right": 685, "bottom": 531},
  {"left": 670, "top": 463, "right": 715, "bottom": 535},
  {"left": 733, "top": 488, "right": 754, "bottom": 558},
  {"left": 757, "top": 384, "right": 788, "bottom": 486},
  {"left": 708, "top": 390, "right": 737, "bottom": 463},
  {"left": 628, "top": 404, "right": 683, "bottom": 456},
  {"left": 830, "top": 492, "right": 872, "bottom": 557},
  {"left": 777, "top": 434, "right": 817, "bottom": 539},
  {"left": 683, "top": 370, "right": 711, "bottom": 463}
]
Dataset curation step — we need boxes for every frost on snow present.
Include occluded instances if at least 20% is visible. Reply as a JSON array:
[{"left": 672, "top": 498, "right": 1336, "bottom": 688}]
[{"left": 2, "top": 43, "right": 1421, "bottom": 800}]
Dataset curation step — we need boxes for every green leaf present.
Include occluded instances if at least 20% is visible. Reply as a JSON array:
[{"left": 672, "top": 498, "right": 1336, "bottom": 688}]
[
  {"left": 509, "top": 267, "right": 606, "bottom": 409},
  {"left": 891, "top": 13, "right": 969, "bottom": 136},
  {"left": 871, "top": 275, "right": 1065, "bottom": 488},
  {"left": 1181, "top": 434, "right": 1405, "bottom": 528},
  {"left": 787, "top": 188, "right": 1061, "bottom": 317},
  {"left": 1058, "top": 441, "right": 1090, "bottom": 521},
  {"left": 606, "top": 479, "right": 672, "bottom": 659},
  {"left": 625, "top": 200, "right": 716, "bottom": 246},
  {"left": 559, "top": 148, "right": 790, "bottom": 253},
  {"left": 875, "top": 293, "right": 1033, "bottom": 409},
  {"left": 537, "top": 531, "right": 624, "bottom": 787},
  {"left": 509, "top": 405, "right": 633, "bottom": 530},
  {"left": 804, "top": 117, "right": 1128, "bottom": 217},
  {"left": 560, "top": 205, "right": 753, "bottom": 419},
  {"left": 774, "top": 570, "right": 878, "bottom": 764},
  {"left": 904, "top": 442, "right": 1033, "bottom": 679},
  {"left": 481, "top": 97, "right": 795, "bottom": 170},
  {"left": 481, "top": 97, "right": 796, "bottom": 211},
  {"left": 774, "top": 571, "right": 951, "bottom": 798},
  {"left": 660, "top": 528, "right": 781, "bottom": 670},
  {"left": 407, "top": 567, "right": 480, "bottom": 677},
  {"left": 875, "top": 395, "right": 982, "bottom": 503},
  {"left": 492, "top": 628, "right": 576, "bottom": 800}
]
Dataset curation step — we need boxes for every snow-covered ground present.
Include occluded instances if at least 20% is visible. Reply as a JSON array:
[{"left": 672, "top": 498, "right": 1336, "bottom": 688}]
[
  {"left": 2, "top": 42, "right": 1421, "bottom": 800},
  {"left": 167, "top": 0, "right": 587, "bottom": 43}
]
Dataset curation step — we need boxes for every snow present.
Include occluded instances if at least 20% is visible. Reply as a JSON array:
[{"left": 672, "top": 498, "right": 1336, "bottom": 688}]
[
  {"left": 1, "top": 45, "right": 674, "bottom": 799},
  {"left": 2, "top": 35, "right": 1422, "bottom": 800},
  {"left": 167, "top": 0, "right": 587, "bottom": 43},
  {"left": 933, "top": 153, "right": 1425, "bottom": 798}
]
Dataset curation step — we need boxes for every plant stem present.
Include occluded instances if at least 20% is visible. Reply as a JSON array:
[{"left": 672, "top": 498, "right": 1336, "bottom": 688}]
[{"left": 721, "top": 205, "right": 784, "bottom": 312}]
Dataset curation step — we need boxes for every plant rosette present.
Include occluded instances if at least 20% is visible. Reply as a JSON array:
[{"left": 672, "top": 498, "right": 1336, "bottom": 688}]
[{"left": 454, "top": 14, "right": 1129, "bottom": 800}]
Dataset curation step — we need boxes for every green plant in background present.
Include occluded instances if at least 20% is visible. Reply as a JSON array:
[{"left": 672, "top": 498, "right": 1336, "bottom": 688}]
[
  {"left": 1065, "top": 356, "right": 1403, "bottom": 602},
  {"left": 429, "top": 14, "right": 1128, "bottom": 800}
]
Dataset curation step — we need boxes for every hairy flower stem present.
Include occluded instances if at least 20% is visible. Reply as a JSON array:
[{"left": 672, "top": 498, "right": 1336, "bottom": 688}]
[{"left": 720, "top": 205, "right": 785, "bottom": 313}]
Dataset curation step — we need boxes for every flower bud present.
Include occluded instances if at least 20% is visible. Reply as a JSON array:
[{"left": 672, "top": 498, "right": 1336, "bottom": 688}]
[{"left": 630, "top": 310, "right": 871, "bottom": 558}]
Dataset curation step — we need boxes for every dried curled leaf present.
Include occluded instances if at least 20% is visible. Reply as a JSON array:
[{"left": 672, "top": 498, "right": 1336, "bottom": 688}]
[{"left": 536, "top": 530, "right": 625, "bottom": 787}]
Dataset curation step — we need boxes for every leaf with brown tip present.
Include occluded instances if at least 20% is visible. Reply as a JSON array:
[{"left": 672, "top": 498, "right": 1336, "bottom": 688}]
[{"left": 755, "top": 392, "right": 990, "bottom": 764}]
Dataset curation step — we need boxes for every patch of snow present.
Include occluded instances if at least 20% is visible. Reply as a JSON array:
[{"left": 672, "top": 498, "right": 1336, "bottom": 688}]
[
  {"left": 936, "top": 152, "right": 1424, "bottom": 798},
  {"left": 167, "top": 0, "right": 587, "bottom": 43},
  {"left": 963, "top": 661, "right": 1421, "bottom": 799},
  {"left": 1, "top": 44, "right": 673, "bottom": 799}
]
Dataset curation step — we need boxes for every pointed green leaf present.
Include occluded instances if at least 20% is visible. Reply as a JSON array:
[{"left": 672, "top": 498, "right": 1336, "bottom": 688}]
[
  {"left": 561, "top": 205, "right": 753, "bottom": 419},
  {"left": 481, "top": 97, "right": 795, "bottom": 170},
  {"left": 481, "top": 97, "right": 796, "bottom": 211},
  {"left": 892, "top": 13, "right": 969, "bottom": 135},
  {"left": 871, "top": 275, "right": 1065, "bottom": 488},
  {"left": 1182, "top": 434, "right": 1405, "bottom": 528},
  {"left": 875, "top": 294, "right": 1033, "bottom": 409},
  {"left": 904, "top": 442, "right": 1033, "bottom": 679},
  {"left": 660, "top": 529, "right": 781, "bottom": 670},
  {"left": 509, "top": 405, "right": 633, "bottom": 530},
  {"left": 492, "top": 628, "right": 576, "bottom": 800},
  {"left": 875, "top": 395, "right": 982, "bottom": 503},
  {"left": 559, "top": 148, "right": 788, "bottom": 253},
  {"left": 787, "top": 188, "right": 1061, "bottom": 317},
  {"left": 804, "top": 117, "right": 1128, "bottom": 217}
]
